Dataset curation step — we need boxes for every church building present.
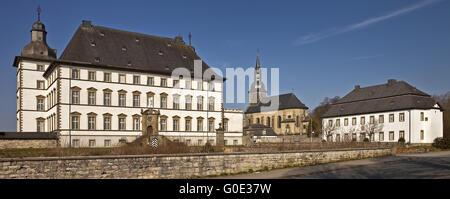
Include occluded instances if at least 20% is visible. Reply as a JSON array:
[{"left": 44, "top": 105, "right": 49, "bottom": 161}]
[
  {"left": 244, "top": 56, "right": 310, "bottom": 135},
  {"left": 13, "top": 12, "right": 243, "bottom": 147}
]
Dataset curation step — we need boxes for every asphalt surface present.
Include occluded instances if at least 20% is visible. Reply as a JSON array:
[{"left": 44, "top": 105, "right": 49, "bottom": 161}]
[{"left": 209, "top": 151, "right": 450, "bottom": 179}]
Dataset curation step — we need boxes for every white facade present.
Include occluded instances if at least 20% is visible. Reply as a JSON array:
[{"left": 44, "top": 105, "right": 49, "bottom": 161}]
[
  {"left": 16, "top": 59, "right": 243, "bottom": 147},
  {"left": 322, "top": 108, "right": 443, "bottom": 144}
]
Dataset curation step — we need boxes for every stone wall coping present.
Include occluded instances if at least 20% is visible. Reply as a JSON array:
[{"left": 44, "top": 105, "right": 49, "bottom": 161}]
[{"left": 0, "top": 147, "right": 392, "bottom": 162}]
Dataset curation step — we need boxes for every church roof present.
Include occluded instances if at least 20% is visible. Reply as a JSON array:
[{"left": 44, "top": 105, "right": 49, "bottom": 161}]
[
  {"left": 245, "top": 93, "right": 309, "bottom": 114},
  {"left": 322, "top": 79, "right": 441, "bottom": 118},
  {"left": 58, "top": 20, "right": 217, "bottom": 77}
]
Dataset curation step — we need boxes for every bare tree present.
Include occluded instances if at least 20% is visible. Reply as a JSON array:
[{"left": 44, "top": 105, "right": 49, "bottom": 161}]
[
  {"left": 344, "top": 127, "right": 357, "bottom": 142},
  {"left": 322, "top": 120, "right": 338, "bottom": 142},
  {"left": 364, "top": 119, "right": 383, "bottom": 142}
]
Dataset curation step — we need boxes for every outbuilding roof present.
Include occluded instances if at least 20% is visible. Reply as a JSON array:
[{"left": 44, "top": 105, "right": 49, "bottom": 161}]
[
  {"left": 322, "top": 79, "right": 441, "bottom": 118},
  {"left": 245, "top": 93, "right": 308, "bottom": 114}
]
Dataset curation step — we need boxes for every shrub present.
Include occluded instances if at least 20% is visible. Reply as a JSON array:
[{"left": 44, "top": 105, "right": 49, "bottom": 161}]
[
  {"left": 363, "top": 138, "right": 370, "bottom": 142},
  {"left": 398, "top": 137, "right": 405, "bottom": 144},
  {"left": 432, "top": 137, "right": 450, "bottom": 149}
]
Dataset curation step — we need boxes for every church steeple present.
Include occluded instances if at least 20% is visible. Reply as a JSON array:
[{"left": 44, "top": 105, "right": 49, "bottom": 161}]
[
  {"left": 21, "top": 6, "right": 57, "bottom": 59},
  {"left": 248, "top": 50, "right": 267, "bottom": 105},
  {"left": 255, "top": 49, "right": 260, "bottom": 69}
]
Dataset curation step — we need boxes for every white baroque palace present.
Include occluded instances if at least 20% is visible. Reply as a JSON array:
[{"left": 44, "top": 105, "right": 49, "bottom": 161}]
[
  {"left": 14, "top": 18, "right": 243, "bottom": 147},
  {"left": 322, "top": 79, "right": 443, "bottom": 144}
]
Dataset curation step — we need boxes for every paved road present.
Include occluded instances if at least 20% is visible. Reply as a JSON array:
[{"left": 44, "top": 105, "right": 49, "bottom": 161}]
[{"left": 210, "top": 151, "right": 450, "bottom": 179}]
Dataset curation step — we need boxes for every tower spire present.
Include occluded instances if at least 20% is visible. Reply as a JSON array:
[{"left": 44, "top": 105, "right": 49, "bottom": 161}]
[
  {"left": 37, "top": 5, "right": 41, "bottom": 22},
  {"left": 256, "top": 48, "right": 260, "bottom": 69}
]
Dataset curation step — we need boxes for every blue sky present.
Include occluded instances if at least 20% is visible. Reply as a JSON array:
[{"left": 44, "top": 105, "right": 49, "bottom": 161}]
[{"left": 1, "top": 0, "right": 449, "bottom": 131}]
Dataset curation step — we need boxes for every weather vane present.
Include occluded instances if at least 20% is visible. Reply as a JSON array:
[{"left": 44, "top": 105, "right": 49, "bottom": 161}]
[{"left": 37, "top": 5, "right": 41, "bottom": 22}]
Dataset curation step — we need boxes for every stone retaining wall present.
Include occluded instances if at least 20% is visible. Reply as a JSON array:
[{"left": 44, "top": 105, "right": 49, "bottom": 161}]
[
  {"left": 0, "top": 148, "right": 394, "bottom": 179},
  {"left": 0, "top": 139, "right": 58, "bottom": 149}
]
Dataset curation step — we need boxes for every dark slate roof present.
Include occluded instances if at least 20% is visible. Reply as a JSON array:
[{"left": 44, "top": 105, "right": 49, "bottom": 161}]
[
  {"left": 323, "top": 80, "right": 441, "bottom": 118},
  {"left": 0, "top": 132, "right": 58, "bottom": 140},
  {"left": 245, "top": 93, "right": 308, "bottom": 114},
  {"left": 21, "top": 21, "right": 57, "bottom": 59},
  {"left": 59, "top": 21, "right": 216, "bottom": 77},
  {"left": 243, "top": 124, "right": 277, "bottom": 137}
]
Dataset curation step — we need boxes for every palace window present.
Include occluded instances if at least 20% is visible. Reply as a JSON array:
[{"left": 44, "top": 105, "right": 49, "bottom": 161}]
[
  {"left": 161, "top": 78, "right": 167, "bottom": 87},
  {"left": 147, "top": 77, "right": 154, "bottom": 86},
  {"left": 208, "top": 82, "right": 215, "bottom": 91},
  {"left": 104, "top": 140, "right": 111, "bottom": 147},
  {"left": 103, "top": 92, "right": 111, "bottom": 106},
  {"left": 88, "top": 71, "right": 96, "bottom": 81},
  {"left": 421, "top": 130, "right": 424, "bottom": 140},
  {"left": 224, "top": 119, "right": 229, "bottom": 132},
  {"left": 88, "top": 90, "right": 96, "bottom": 105},
  {"left": 198, "top": 139, "right": 203, "bottom": 146},
  {"left": 208, "top": 97, "right": 215, "bottom": 111},
  {"left": 185, "top": 95, "right": 192, "bottom": 110},
  {"left": 133, "top": 93, "right": 140, "bottom": 107},
  {"left": 119, "top": 74, "right": 126, "bottom": 83},
  {"left": 37, "top": 64, "right": 44, "bottom": 71},
  {"left": 89, "top": 140, "right": 95, "bottom": 147},
  {"left": 133, "top": 75, "right": 140, "bottom": 85},
  {"left": 147, "top": 95, "right": 154, "bottom": 108},
  {"left": 352, "top": 117, "right": 356, "bottom": 126},
  {"left": 71, "top": 115, "right": 80, "bottom": 130},
  {"left": 185, "top": 80, "right": 192, "bottom": 89},
  {"left": 36, "top": 97, "right": 44, "bottom": 111},
  {"left": 147, "top": 92, "right": 154, "bottom": 108},
  {"left": 208, "top": 118, "right": 215, "bottom": 132},
  {"left": 88, "top": 114, "right": 96, "bottom": 130},
  {"left": 160, "top": 118, "right": 167, "bottom": 131},
  {"left": 71, "top": 69, "right": 79, "bottom": 79},
  {"left": 37, "top": 80, "right": 45, "bottom": 89},
  {"left": 71, "top": 90, "right": 79, "bottom": 104},
  {"left": 360, "top": 117, "right": 365, "bottom": 125},
  {"left": 197, "top": 96, "right": 203, "bottom": 110},
  {"left": 36, "top": 119, "right": 44, "bottom": 132},
  {"left": 399, "top": 131, "right": 405, "bottom": 139},
  {"left": 119, "top": 93, "right": 126, "bottom": 107},
  {"left": 103, "top": 115, "right": 111, "bottom": 130},
  {"left": 173, "top": 95, "right": 180, "bottom": 109},
  {"left": 197, "top": 118, "right": 203, "bottom": 131},
  {"left": 336, "top": 119, "right": 340, "bottom": 127},
  {"left": 173, "top": 80, "right": 179, "bottom": 88},
  {"left": 197, "top": 80, "right": 203, "bottom": 90},
  {"left": 161, "top": 95, "right": 167, "bottom": 108},
  {"left": 185, "top": 118, "right": 192, "bottom": 131},
  {"left": 420, "top": 112, "right": 425, "bottom": 121},
  {"left": 370, "top": 116, "right": 375, "bottom": 124},
  {"left": 173, "top": 117, "right": 180, "bottom": 131},
  {"left": 133, "top": 117, "right": 140, "bottom": 131},
  {"left": 344, "top": 118, "right": 348, "bottom": 126},
  {"left": 72, "top": 139, "right": 80, "bottom": 148},
  {"left": 118, "top": 116, "right": 126, "bottom": 130},
  {"left": 104, "top": 72, "right": 111, "bottom": 82}
]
